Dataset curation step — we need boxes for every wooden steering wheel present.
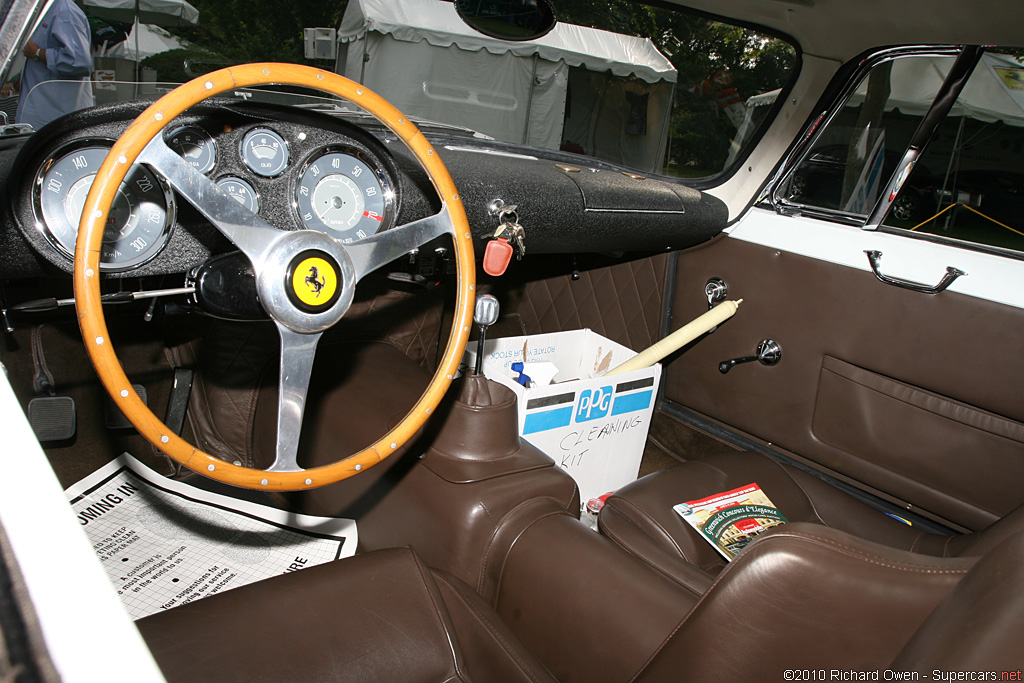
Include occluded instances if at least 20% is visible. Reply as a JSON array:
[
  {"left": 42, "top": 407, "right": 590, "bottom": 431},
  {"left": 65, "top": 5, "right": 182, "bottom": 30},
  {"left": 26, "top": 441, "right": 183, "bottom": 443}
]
[{"left": 73, "top": 64, "right": 475, "bottom": 491}]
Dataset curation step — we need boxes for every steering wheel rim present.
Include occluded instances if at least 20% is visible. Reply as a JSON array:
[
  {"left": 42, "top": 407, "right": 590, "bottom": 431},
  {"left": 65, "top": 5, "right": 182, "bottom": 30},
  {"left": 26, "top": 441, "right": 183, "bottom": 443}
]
[{"left": 73, "top": 63, "right": 476, "bottom": 491}]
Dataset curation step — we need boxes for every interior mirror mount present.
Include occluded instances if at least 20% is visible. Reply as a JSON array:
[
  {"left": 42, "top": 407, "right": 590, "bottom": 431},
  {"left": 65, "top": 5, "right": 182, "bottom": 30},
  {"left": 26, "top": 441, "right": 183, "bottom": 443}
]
[{"left": 454, "top": 0, "right": 557, "bottom": 42}]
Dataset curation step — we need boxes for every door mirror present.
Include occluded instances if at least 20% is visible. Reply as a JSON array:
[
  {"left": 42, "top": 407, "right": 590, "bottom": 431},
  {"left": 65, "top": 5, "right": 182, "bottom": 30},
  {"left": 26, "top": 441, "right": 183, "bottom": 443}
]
[{"left": 454, "top": 0, "right": 557, "bottom": 41}]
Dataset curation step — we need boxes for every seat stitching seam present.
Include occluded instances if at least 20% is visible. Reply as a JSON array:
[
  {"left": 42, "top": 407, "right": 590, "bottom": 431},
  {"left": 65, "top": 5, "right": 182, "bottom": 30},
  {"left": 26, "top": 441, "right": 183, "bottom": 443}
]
[
  {"left": 434, "top": 572, "right": 548, "bottom": 683},
  {"left": 605, "top": 497, "right": 687, "bottom": 558},
  {"left": 600, "top": 507, "right": 709, "bottom": 596},
  {"left": 760, "top": 532, "right": 975, "bottom": 573},
  {"left": 477, "top": 496, "right": 568, "bottom": 594},
  {"left": 408, "top": 549, "right": 464, "bottom": 680}
]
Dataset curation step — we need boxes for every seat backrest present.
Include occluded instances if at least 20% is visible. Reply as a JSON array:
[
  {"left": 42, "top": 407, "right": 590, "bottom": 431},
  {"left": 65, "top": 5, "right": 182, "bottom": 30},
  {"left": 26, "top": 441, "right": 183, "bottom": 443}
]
[
  {"left": 632, "top": 523, "right": 982, "bottom": 683},
  {"left": 137, "top": 546, "right": 560, "bottom": 683},
  {"left": 892, "top": 532, "right": 1024, "bottom": 672}
]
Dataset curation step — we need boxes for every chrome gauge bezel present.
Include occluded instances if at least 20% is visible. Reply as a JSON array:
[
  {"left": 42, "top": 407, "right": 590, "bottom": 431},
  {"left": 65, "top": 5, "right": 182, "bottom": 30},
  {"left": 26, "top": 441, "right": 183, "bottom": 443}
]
[
  {"left": 215, "top": 176, "right": 261, "bottom": 214},
  {"left": 31, "top": 138, "right": 176, "bottom": 272},
  {"left": 241, "top": 127, "right": 290, "bottom": 178},
  {"left": 165, "top": 125, "right": 218, "bottom": 175},
  {"left": 292, "top": 144, "right": 397, "bottom": 242}
]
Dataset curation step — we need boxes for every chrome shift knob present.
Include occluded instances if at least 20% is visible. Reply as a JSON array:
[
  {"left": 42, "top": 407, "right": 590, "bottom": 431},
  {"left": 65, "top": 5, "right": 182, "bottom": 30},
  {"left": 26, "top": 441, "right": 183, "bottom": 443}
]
[
  {"left": 474, "top": 294, "right": 500, "bottom": 327},
  {"left": 473, "top": 294, "right": 500, "bottom": 375}
]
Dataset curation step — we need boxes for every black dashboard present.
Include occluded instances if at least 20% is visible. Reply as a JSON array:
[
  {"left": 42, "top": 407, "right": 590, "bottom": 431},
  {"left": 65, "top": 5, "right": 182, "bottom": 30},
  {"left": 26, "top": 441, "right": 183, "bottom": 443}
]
[{"left": 0, "top": 98, "right": 728, "bottom": 281}]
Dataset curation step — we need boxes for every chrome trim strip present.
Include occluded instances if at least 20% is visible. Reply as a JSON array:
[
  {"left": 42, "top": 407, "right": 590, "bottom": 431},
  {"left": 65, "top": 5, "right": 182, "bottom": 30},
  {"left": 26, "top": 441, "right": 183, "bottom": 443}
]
[{"left": 863, "top": 46, "right": 984, "bottom": 230}]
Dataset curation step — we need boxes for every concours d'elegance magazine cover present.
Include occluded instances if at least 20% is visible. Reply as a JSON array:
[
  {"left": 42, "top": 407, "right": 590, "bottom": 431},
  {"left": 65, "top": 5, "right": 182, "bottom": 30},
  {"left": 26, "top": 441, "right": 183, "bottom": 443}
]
[{"left": 673, "top": 483, "right": 787, "bottom": 560}]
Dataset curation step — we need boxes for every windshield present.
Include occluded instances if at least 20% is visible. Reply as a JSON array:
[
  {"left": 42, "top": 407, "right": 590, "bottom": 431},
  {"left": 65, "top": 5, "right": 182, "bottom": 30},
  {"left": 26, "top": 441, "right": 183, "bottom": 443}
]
[{"left": 6, "top": 0, "right": 797, "bottom": 178}]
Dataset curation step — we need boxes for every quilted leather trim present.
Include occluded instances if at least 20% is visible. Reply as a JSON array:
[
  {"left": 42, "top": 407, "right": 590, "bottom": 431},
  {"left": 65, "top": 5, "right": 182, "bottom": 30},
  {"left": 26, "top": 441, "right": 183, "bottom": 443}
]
[{"left": 516, "top": 253, "right": 670, "bottom": 352}]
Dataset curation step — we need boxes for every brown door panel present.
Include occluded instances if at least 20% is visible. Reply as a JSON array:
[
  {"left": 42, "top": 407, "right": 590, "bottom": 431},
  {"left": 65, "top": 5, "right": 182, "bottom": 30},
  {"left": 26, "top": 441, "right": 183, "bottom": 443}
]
[{"left": 663, "top": 236, "right": 1024, "bottom": 530}]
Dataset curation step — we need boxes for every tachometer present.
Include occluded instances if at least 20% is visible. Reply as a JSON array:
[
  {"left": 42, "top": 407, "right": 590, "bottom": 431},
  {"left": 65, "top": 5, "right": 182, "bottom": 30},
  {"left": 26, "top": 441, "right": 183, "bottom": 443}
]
[
  {"left": 33, "top": 143, "right": 174, "bottom": 271},
  {"left": 294, "top": 148, "right": 395, "bottom": 242}
]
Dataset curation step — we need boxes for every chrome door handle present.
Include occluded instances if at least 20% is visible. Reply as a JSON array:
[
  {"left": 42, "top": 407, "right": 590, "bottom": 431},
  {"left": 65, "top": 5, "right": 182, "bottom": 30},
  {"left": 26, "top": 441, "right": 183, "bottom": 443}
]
[{"left": 864, "top": 250, "right": 965, "bottom": 294}]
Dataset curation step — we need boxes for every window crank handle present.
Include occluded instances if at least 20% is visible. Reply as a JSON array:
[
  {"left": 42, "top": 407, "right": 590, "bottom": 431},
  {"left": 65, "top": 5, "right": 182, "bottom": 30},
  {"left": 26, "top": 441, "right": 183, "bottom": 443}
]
[
  {"left": 719, "top": 354, "right": 760, "bottom": 374},
  {"left": 719, "top": 339, "right": 782, "bottom": 374}
]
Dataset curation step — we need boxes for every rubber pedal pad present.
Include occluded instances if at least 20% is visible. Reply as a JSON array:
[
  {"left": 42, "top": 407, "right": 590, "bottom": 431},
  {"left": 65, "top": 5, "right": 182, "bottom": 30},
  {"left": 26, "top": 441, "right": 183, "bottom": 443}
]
[{"left": 27, "top": 396, "right": 76, "bottom": 442}]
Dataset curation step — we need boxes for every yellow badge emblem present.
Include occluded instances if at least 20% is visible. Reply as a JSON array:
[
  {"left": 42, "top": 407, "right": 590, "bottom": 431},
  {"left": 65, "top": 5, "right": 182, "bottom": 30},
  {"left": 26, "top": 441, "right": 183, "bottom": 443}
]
[{"left": 291, "top": 256, "right": 338, "bottom": 308}]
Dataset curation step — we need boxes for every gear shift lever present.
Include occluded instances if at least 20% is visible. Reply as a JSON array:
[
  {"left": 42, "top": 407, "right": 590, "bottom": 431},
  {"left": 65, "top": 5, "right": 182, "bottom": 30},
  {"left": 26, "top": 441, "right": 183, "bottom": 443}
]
[{"left": 473, "top": 294, "right": 500, "bottom": 375}]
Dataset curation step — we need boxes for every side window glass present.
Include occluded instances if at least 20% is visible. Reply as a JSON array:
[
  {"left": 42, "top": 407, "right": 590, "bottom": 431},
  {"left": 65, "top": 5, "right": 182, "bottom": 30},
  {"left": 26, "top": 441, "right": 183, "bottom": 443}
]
[
  {"left": 780, "top": 54, "right": 956, "bottom": 215},
  {"left": 549, "top": 2, "right": 797, "bottom": 178},
  {"left": 883, "top": 50, "right": 1024, "bottom": 253}
]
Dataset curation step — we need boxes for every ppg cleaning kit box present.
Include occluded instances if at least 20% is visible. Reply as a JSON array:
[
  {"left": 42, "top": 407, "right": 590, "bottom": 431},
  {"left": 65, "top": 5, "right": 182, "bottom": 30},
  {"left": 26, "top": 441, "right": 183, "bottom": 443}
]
[{"left": 464, "top": 330, "right": 660, "bottom": 504}]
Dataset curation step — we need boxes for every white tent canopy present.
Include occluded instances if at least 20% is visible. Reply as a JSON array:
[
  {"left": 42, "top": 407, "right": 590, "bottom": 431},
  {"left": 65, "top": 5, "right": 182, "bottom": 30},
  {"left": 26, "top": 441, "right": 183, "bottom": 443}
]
[
  {"left": 338, "top": 0, "right": 676, "bottom": 85},
  {"left": 106, "top": 23, "right": 188, "bottom": 59},
  {"left": 336, "top": 0, "right": 677, "bottom": 170},
  {"left": 875, "top": 52, "right": 1024, "bottom": 126},
  {"left": 748, "top": 53, "right": 1024, "bottom": 127}
]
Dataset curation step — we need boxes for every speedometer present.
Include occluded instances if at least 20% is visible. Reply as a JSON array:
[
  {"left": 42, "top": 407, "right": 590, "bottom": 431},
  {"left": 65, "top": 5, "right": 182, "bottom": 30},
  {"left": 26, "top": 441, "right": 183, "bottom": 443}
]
[
  {"left": 33, "top": 143, "right": 174, "bottom": 271},
  {"left": 294, "top": 148, "right": 395, "bottom": 242}
]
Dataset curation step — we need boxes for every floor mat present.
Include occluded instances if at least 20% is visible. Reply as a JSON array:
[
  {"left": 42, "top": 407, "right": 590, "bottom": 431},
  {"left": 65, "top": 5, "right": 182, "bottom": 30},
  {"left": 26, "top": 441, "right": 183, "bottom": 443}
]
[{"left": 64, "top": 453, "right": 357, "bottom": 620}]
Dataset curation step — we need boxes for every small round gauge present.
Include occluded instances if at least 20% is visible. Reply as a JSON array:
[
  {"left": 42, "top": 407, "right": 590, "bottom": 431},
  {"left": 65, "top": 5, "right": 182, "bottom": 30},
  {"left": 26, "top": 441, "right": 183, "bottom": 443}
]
[
  {"left": 242, "top": 128, "right": 289, "bottom": 177},
  {"left": 216, "top": 176, "right": 260, "bottom": 213},
  {"left": 166, "top": 125, "right": 216, "bottom": 174},
  {"left": 33, "top": 144, "right": 174, "bottom": 270},
  {"left": 294, "top": 148, "right": 395, "bottom": 242}
]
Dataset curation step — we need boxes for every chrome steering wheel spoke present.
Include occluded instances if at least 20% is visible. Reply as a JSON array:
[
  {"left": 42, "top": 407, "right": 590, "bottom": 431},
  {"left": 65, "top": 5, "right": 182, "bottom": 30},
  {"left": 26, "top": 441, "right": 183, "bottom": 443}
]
[
  {"left": 345, "top": 204, "right": 455, "bottom": 282},
  {"left": 266, "top": 323, "right": 323, "bottom": 473},
  {"left": 139, "top": 136, "right": 284, "bottom": 263}
]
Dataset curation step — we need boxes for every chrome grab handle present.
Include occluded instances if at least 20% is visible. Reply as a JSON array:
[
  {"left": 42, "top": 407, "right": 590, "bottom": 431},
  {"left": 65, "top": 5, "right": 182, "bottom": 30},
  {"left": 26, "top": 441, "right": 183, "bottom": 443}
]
[{"left": 864, "top": 250, "right": 965, "bottom": 294}]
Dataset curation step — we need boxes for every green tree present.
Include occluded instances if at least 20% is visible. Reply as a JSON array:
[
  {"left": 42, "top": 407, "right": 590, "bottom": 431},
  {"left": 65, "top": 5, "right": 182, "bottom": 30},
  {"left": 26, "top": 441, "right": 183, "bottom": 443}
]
[
  {"left": 168, "top": 0, "right": 347, "bottom": 64},
  {"left": 556, "top": 0, "right": 795, "bottom": 176}
]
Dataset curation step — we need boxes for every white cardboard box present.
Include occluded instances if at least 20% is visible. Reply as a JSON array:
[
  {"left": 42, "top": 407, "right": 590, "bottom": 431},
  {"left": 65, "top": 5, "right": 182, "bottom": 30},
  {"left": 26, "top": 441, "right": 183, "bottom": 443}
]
[{"left": 465, "top": 330, "right": 661, "bottom": 505}]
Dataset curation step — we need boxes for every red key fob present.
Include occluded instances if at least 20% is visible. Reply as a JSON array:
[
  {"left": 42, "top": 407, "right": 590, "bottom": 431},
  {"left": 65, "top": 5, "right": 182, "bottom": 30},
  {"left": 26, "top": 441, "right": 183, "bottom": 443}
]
[{"left": 483, "top": 237, "right": 514, "bottom": 276}]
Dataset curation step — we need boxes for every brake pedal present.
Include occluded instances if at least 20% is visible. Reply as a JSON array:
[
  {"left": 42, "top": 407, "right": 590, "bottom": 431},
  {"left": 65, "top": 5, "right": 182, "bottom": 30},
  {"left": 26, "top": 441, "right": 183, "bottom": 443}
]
[{"left": 28, "top": 396, "right": 76, "bottom": 442}]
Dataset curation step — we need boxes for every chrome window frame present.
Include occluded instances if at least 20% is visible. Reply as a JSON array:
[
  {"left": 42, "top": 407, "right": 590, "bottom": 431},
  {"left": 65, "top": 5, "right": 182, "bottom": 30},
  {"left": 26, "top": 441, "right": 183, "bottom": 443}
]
[{"left": 763, "top": 45, "right": 969, "bottom": 228}]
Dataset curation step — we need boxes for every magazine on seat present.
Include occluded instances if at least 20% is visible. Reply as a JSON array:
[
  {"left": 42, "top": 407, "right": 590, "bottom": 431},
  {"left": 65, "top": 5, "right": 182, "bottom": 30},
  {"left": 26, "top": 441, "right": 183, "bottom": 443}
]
[{"left": 673, "top": 483, "right": 787, "bottom": 561}]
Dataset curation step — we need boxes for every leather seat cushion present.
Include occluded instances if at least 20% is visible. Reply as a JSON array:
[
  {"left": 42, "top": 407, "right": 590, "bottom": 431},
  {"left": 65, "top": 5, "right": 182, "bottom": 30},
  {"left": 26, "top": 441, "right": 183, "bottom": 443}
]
[
  {"left": 600, "top": 451, "right": 930, "bottom": 578},
  {"left": 136, "top": 547, "right": 556, "bottom": 683}
]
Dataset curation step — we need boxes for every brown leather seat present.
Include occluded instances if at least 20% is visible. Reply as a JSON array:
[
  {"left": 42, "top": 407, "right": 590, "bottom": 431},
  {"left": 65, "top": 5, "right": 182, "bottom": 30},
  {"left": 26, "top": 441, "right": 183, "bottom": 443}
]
[
  {"left": 632, "top": 524, "right": 1024, "bottom": 681},
  {"left": 600, "top": 450, "right": 1024, "bottom": 585},
  {"left": 136, "top": 546, "right": 559, "bottom": 683},
  {"left": 137, "top": 520, "right": 1024, "bottom": 682}
]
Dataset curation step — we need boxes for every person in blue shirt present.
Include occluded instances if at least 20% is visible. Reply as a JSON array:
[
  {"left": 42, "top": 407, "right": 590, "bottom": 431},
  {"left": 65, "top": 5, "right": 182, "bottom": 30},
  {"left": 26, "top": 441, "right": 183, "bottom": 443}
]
[{"left": 5, "top": 0, "right": 94, "bottom": 130}]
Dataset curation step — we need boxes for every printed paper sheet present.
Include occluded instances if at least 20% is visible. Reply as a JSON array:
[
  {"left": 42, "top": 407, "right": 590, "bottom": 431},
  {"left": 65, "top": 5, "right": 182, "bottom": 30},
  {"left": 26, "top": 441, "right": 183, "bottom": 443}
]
[{"left": 64, "top": 453, "right": 357, "bottom": 619}]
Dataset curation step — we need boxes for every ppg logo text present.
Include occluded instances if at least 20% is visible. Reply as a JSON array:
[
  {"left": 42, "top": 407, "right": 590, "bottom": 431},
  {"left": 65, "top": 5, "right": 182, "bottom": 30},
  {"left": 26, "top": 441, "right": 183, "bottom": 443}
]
[{"left": 576, "top": 386, "right": 613, "bottom": 422}]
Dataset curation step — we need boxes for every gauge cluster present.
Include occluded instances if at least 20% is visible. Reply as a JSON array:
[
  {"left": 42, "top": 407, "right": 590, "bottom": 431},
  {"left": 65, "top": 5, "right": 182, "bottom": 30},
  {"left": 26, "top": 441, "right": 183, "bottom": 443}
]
[
  {"left": 10, "top": 102, "right": 402, "bottom": 276},
  {"left": 33, "top": 141, "right": 175, "bottom": 270}
]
